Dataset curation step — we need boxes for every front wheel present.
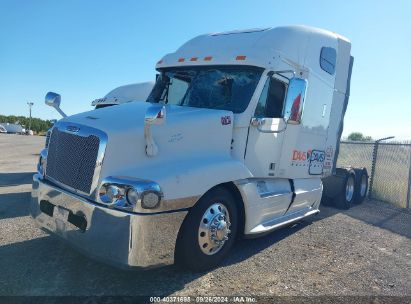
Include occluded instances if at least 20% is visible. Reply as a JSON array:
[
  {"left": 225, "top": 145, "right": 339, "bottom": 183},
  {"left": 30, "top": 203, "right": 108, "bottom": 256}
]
[{"left": 175, "top": 187, "right": 238, "bottom": 271}]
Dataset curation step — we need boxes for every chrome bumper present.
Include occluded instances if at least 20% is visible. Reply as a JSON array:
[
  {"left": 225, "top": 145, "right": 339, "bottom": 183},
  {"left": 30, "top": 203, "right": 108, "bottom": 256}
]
[{"left": 30, "top": 174, "right": 188, "bottom": 269}]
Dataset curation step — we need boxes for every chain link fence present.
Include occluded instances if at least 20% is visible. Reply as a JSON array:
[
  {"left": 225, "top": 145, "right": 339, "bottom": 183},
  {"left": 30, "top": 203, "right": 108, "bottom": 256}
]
[{"left": 337, "top": 140, "right": 411, "bottom": 209}]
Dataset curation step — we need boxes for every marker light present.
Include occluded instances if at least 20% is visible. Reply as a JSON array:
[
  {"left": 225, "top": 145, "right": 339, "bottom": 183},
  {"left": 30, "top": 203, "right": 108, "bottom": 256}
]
[{"left": 141, "top": 191, "right": 161, "bottom": 209}]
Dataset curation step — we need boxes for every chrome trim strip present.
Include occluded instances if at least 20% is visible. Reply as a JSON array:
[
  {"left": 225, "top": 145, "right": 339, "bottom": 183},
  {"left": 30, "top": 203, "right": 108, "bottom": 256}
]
[
  {"left": 45, "top": 121, "right": 107, "bottom": 199},
  {"left": 37, "top": 148, "right": 48, "bottom": 176},
  {"left": 259, "top": 190, "right": 292, "bottom": 199},
  {"left": 162, "top": 196, "right": 200, "bottom": 212}
]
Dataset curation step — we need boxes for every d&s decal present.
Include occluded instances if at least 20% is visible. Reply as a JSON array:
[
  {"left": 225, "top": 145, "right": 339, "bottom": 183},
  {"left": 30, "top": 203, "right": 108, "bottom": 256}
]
[{"left": 221, "top": 116, "right": 231, "bottom": 125}]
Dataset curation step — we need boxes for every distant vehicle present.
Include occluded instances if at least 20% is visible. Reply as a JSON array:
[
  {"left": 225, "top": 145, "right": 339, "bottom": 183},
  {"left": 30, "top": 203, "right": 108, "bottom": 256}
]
[
  {"left": 0, "top": 125, "right": 7, "bottom": 133},
  {"left": 91, "top": 82, "right": 154, "bottom": 109},
  {"left": 0, "top": 123, "right": 24, "bottom": 134}
]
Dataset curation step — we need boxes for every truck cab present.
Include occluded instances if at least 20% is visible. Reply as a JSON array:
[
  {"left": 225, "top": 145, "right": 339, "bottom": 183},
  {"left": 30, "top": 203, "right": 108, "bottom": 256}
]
[
  {"left": 31, "top": 25, "right": 353, "bottom": 271},
  {"left": 91, "top": 82, "right": 154, "bottom": 109}
]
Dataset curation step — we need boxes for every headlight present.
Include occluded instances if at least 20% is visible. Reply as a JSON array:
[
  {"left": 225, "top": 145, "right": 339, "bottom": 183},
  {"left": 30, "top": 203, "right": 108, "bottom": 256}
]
[
  {"left": 126, "top": 188, "right": 140, "bottom": 205},
  {"left": 98, "top": 176, "right": 163, "bottom": 212},
  {"left": 99, "top": 184, "right": 124, "bottom": 205}
]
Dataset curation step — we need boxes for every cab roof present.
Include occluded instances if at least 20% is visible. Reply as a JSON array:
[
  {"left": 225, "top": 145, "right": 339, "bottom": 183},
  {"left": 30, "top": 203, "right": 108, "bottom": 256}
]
[{"left": 157, "top": 25, "right": 350, "bottom": 75}]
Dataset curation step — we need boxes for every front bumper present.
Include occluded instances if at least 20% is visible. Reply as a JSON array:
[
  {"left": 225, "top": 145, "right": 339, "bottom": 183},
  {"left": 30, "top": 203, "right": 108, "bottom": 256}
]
[{"left": 30, "top": 174, "right": 188, "bottom": 269}]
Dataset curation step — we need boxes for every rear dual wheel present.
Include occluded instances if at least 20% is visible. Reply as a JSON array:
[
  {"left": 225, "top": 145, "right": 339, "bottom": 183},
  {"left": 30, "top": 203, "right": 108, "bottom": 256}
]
[
  {"left": 353, "top": 168, "right": 368, "bottom": 204},
  {"left": 334, "top": 168, "right": 356, "bottom": 209},
  {"left": 326, "top": 167, "right": 369, "bottom": 209}
]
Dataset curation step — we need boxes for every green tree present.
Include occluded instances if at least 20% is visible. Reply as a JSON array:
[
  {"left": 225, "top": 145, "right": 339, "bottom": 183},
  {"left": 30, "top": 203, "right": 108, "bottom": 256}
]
[
  {"left": 347, "top": 132, "right": 373, "bottom": 141},
  {"left": 0, "top": 114, "right": 53, "bottom": 134}
]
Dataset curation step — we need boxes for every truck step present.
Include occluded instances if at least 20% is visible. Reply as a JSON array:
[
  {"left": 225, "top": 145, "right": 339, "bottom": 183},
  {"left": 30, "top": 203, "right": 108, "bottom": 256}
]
[{"left": 248, "top": 207, "right": 319, "bottom": 234}]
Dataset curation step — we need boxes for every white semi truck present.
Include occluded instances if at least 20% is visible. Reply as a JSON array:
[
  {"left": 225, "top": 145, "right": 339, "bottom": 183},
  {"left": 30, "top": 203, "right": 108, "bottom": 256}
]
[
  {"left": 31, "top": 25, "right": 368, "bottom": 271},
  {"left": 91, "top": 82, "right": 154, "bottom": 109}
]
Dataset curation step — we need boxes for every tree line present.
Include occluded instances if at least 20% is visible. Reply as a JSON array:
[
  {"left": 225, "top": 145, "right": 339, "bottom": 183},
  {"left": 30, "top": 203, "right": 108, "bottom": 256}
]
[
  {"left": 0, "top": 115, "right": 53, "bottom": 134},
  {"left": 347, "top": 132, "right": 373, "bottom": 142}
]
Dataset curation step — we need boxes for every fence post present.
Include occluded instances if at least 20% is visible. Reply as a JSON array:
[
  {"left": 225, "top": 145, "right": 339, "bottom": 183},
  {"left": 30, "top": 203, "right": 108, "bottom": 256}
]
[
  {"left": 407, "top": 148, "right": 411, "bottom": 209},
  {"left": 368, "top": 141, "right": 379, "bottom": 199},
  {"left": 368, "top": 136, "right": 395, "bottom": 200}
]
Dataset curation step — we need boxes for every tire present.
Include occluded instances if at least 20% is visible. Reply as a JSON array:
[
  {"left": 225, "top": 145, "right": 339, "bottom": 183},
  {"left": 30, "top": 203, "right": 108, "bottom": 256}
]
[
  {"left": 320, "top": 193, "right": 333, "bottom": 206},
  {"left": 353, "top": 168, "right": 368, "bottom": 204},
  {"left": 175, "top": 187, "right": 238, "bottom": 271},
  {"left": 334, "top": 168, "right": 356, "bottom": 210}
]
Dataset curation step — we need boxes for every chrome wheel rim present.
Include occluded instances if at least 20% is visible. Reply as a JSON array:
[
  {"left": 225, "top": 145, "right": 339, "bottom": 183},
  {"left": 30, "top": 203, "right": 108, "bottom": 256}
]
[
  {"left": 360, "top": 174, "right": 367, "bottom": 197},
  {"left": 198, "top": 203, "right": 231, "bottom": 255},
  {"left": 346, "top": 175, "right": 355, "bottom": 202}
]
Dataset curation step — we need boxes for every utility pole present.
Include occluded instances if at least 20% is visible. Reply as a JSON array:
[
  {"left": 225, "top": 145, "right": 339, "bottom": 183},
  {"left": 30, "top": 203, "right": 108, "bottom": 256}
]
[{"left": 27, "top": 102, "right": 34, "bottom": 133}]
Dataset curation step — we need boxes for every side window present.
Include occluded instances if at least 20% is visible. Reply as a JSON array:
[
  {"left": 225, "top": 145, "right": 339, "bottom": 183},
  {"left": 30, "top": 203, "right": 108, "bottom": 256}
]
[
  {"left": 254, "top": 77, "right": 287, "bottom": 118},
  {"left": 167, "top": 77, "right": 190, "bottom": 105},
  {"left": 320, "top": 47, "right": 337, "bottom": 75}
]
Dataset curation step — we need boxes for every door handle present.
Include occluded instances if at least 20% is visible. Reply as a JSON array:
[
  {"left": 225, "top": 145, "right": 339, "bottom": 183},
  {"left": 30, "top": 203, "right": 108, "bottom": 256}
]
[
  {"left": 250, "top": 117, "right": 266, "bottom": 127},
  {"left": 250, "top": 117, "right": 288, "bottom": 133}
]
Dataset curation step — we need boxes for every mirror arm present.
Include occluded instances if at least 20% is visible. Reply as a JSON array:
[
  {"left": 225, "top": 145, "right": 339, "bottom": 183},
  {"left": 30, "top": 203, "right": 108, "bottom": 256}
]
[
  {"left": 55, "top": 107, "right": 67, "bottom": 118},
  {"left": 271, "top": 70, "right": 296, "bottom": 81}
]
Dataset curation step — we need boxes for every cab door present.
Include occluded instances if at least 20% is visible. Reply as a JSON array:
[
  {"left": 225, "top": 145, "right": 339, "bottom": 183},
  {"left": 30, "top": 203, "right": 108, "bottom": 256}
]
[{"left": 244, "top": 74, "right": 288, "bottom": 177}]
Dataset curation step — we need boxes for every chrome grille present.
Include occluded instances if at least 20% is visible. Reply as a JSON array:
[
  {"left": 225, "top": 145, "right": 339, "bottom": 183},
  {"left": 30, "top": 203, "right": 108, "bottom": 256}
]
[{"left": 46, "top": 128, "right": 100, "bottom": 194}]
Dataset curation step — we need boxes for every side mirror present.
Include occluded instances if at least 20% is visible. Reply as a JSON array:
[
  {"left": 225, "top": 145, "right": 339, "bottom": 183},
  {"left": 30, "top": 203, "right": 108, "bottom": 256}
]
[
  {"left": 283, "top": 78, "right": 307, "bottom": 124},
  {"left": 45, "top": 92, "right": 67, "bottom": 118},
  {"left": 145, "top": 105, "right": 166, "bottom": 125},
  {"left": 45, "top": 92, "right": 61, "bottom": 108}
]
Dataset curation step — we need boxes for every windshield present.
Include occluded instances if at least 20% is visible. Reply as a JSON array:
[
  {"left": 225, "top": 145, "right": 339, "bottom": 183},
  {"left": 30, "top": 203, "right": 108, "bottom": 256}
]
[{"left": 147, "top": 66, "right": 263, "bottom": 113}]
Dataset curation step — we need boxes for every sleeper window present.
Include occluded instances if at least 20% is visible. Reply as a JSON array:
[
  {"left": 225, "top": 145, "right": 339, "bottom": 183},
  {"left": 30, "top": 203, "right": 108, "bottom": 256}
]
[
  {"left": 255, "top": 77, "right": 287, "bottom": 118},
  {"left": 320, "top": 47, "right": 337, "bottom": 75}
]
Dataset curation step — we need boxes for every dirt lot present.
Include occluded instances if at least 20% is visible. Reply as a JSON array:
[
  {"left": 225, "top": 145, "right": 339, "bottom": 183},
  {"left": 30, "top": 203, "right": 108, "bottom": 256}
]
[{"left": 0, "top": 134, "right": 410, "bottom": 299}]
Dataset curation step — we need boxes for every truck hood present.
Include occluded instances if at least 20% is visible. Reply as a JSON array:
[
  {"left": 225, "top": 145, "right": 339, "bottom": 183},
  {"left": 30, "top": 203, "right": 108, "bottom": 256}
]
[{"left": 60, "top": 102, "right": 234, "bottom": 190}]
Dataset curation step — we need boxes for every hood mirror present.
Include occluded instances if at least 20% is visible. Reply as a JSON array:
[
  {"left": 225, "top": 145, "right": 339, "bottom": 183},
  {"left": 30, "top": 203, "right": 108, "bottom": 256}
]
[
  {"left": 144, "top": 105, "right": 166, "bottom": 157},
  {"left": 45, "top": 92, "right": 67, "bottom": 118},
  {"left": 145, "top": 105, "right": 166, "bottom": 125}
]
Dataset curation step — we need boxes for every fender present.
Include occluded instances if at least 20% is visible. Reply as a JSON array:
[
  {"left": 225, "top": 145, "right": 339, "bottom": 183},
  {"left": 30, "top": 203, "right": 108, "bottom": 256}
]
[{"left": 111, "top": 155, "right": 252, "bottom": 201}]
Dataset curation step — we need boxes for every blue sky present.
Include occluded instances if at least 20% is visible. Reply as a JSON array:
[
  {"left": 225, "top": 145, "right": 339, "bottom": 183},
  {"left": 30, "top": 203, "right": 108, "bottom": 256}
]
[{"left": 0, "top": 0, "right": 410, "bottom": 139}]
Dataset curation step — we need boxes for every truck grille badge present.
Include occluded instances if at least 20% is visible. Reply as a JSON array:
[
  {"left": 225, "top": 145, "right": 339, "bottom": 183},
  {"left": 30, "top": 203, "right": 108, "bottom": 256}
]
[{"left": 66, "top": 126, "right": 80, "bottom": 133}]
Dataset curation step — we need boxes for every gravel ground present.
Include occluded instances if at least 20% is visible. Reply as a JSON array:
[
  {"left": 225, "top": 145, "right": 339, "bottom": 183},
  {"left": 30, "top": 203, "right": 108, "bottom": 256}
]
[{"left": 0, "top": 134, "right": 410, "bottom": 299}]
